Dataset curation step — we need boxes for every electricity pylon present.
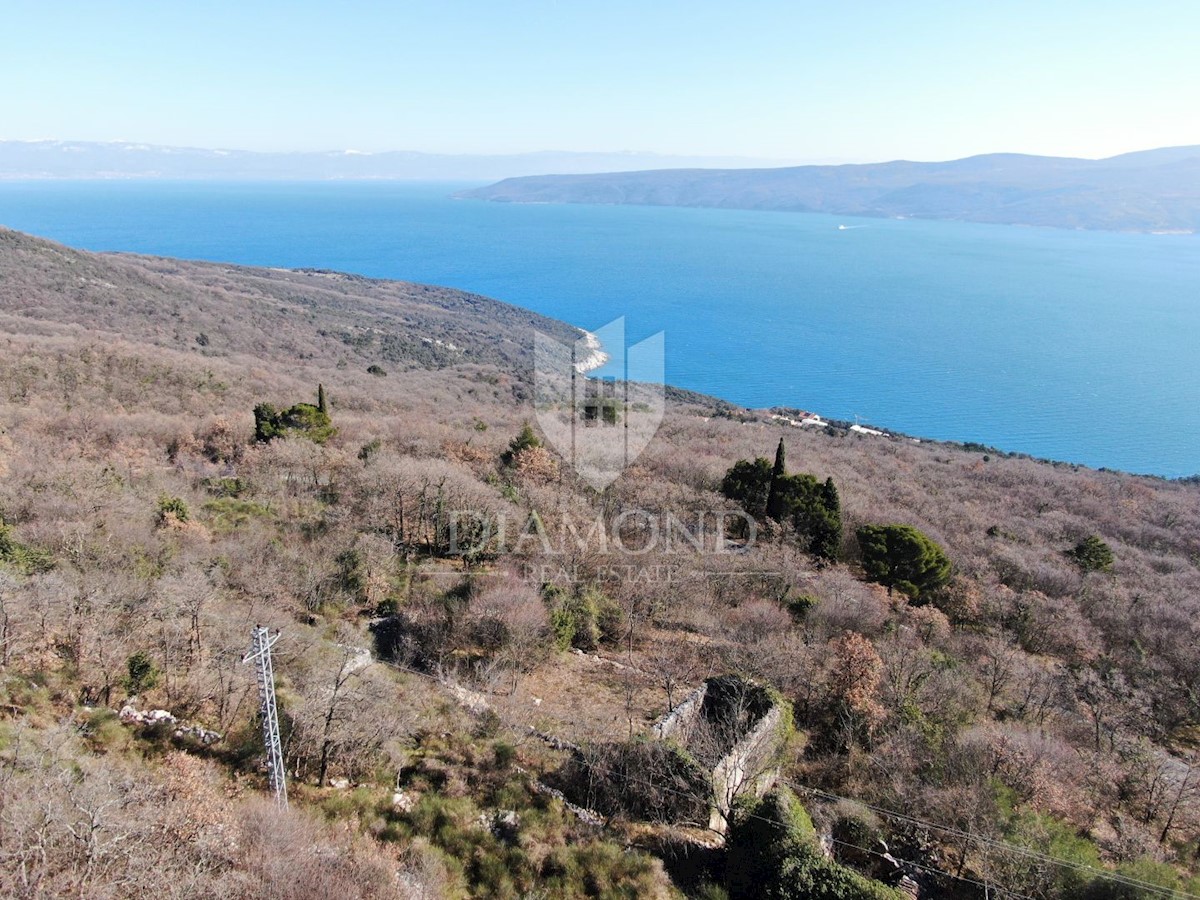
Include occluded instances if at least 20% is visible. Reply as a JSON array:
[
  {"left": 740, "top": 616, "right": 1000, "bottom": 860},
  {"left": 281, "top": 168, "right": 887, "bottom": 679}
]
[{"left": 243, "top": 626, "right": 287, "bottom": 808}]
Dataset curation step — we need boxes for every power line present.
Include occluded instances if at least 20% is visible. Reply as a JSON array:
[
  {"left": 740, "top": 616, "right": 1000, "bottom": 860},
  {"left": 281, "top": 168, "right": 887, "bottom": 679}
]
[{"left": 826, "top": 835, "right": 1040, "bottom": 900}]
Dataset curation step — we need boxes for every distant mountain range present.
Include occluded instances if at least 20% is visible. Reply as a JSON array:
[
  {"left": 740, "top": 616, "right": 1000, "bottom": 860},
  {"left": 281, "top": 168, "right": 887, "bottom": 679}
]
[
  {"left": 0, "top": 140, "right": 795, "bottom": 182},
  {"left": 460, "top": 146, "right": 1200, "bottom": 233}
]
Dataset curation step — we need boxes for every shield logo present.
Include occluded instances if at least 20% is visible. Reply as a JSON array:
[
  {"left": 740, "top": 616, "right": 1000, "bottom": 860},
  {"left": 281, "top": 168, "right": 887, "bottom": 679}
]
[{"left": 534, "top": 318, "right": 665, "bottom": 490}]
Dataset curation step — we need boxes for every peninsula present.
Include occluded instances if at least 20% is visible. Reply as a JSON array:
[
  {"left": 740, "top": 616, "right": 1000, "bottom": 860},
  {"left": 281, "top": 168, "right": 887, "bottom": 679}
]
[{"left": 460, "top": 145, "right": 1200, "bottom": 233}]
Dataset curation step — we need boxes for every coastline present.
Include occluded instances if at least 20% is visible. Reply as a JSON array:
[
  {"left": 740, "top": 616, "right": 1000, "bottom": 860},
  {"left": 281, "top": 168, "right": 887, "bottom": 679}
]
[
  {"left": 2, "top": 218, "right": 1189, "bottom": 479},
  {"left": 573, "top": 330, "right": 610, "bottom": 374}
]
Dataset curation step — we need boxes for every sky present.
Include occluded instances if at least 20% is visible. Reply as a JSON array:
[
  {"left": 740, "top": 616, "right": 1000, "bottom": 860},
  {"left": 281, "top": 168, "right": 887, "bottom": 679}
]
[{"left": 3, "top": 0, "right": 1198, "bottom": 162}]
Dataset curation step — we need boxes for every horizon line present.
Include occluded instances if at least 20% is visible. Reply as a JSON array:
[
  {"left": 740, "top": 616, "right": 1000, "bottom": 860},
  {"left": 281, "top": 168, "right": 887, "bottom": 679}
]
[{"left": 5, "top": 137, "right": 1199, "bottom": 168}]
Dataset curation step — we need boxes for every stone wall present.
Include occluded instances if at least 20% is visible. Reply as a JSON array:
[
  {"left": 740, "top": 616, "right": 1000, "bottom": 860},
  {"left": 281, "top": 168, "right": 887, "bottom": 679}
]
[
  {"left": 708, "top": 704, "right": 783, "bottom": 833},
  {"left": 650, "top": 675, "right": 786, "bottom": 836},
  {"left": 651, "top": 683, "right": 708, "bottom": 742}
]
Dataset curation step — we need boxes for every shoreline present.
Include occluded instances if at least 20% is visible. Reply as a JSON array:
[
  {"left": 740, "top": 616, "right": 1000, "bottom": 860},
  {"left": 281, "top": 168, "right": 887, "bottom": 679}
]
[
  {"left": 555, "top": 325, "right": 1190, "bottom": 481},
  {"left": 2, "top": 223, "right": 1189, "bottom": 480},
  {"left": 573, "top": 330, "right": 610, "bottom": 374}
]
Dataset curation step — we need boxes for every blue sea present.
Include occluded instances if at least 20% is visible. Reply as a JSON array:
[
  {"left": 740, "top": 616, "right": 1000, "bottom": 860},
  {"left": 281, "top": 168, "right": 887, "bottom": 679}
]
[{"left": 1, "top": 180, "right": 1197, "bottom": 477}]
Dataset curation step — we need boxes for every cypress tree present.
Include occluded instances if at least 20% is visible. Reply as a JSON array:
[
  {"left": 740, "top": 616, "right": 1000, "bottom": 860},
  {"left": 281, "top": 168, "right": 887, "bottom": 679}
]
[
  {"left": 766, "top": 437, "right": 787, "bottom": 521},
  {"left": 821, "top": 477, "right": 840, "bottom": 517},
  {"left": 317, "top": 383, "right": 328, "bottom": 415}
]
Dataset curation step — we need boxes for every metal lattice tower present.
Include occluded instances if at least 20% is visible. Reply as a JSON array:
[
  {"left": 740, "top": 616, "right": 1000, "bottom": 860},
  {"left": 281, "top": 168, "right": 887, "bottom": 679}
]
[{"left": 243, "top": 626, "right": 287, "bottom": 808}]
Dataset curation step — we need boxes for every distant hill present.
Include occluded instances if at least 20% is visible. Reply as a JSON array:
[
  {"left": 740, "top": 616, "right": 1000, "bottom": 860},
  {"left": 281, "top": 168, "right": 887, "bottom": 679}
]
[
  {"left": 460, "top": 146, "right": 1200, "bottom": 232},
  {"left": 0, "top": 226, "right": 583, "bottom": 378},
  {"left": 0, "top": 140, "right": 795, "bottom": 182}
]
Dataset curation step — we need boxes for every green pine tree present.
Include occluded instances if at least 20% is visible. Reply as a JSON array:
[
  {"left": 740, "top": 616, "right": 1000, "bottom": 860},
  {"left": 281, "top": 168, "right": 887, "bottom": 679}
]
[
  {"left": 856, "top": 523, "right": 951, "bottom": 599},
  {"left": 501, "top": 422, "right": 541, "bottom": 464},
  {"left": 721, "top": 457, "right": 773, "bottom": 520},
  {"left": 808, "top": 477, "right": 842, "bottom": 561},
  {"left": 1066, "top": 534, "right": 1114, "bottom": 573}
]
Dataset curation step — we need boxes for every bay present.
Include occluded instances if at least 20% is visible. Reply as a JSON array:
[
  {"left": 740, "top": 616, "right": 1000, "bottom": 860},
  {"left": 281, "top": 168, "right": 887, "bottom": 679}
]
[{"left": 0, "top": 179, "right": 1197, "bottom": 477}]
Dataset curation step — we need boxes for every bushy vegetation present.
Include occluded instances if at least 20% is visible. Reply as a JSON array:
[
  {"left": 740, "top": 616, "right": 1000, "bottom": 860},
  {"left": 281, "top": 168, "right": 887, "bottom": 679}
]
[
  {"left": 2, "top": 229, "right": 1199, "bottom": 897},
  {"left": 253, "top": 389, "right": 336, "bottom": 444},
  {"left": 721, "top": 456, "right": 773, "bottom": 519},
  {"left": 155, "top": 493, "right": 190, "bottom": 526},
  {"left": 500, "top": 421, "right": 541, "bottom": 465},
  {"left": 545, "top": 584, "right": 623, "bottom": 652},
  {"left": 377, "top": 729, "right": 674, "bottom": 898},
  {"left": 726, "top": 788, "right": 902, "bottom": 899},
  {"left": 123, "top": 650, "right": 160, "bottom": 694},
  {"left": 565, "top": 739, "right": 712, "bottom": 825},
  {"left": 0, "top": 519, "right": 54, "bottom": 574}
]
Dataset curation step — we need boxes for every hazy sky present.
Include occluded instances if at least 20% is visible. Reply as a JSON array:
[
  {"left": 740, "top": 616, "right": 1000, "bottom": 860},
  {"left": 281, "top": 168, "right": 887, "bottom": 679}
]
[{"left": 4, "top": 0, "right": 1197, "bottom": 162}]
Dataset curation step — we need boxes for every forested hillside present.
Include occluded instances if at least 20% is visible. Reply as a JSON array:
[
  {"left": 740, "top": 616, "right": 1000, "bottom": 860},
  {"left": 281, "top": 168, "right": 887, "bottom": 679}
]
[{"left": 1, "top": 228, "right": 1198, "bottom": 898}]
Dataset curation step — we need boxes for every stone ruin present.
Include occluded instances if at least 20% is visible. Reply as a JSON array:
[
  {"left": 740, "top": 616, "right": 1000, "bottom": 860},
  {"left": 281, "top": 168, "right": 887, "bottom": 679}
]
[{"left": 652, "top": 674, "right": 788, "bottom": 834}]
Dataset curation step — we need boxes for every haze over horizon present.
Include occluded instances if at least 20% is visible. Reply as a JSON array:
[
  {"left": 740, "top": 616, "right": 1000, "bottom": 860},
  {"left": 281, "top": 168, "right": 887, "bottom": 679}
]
[
  {"left": 3, "top": 1, "right": 1198, "bottom": 163},
  {"left": 10, "top": 137, "right": 1198, "bottom": 168},
  {"left": 5, "top": 138, "right": 1199, "bottom": 186}
]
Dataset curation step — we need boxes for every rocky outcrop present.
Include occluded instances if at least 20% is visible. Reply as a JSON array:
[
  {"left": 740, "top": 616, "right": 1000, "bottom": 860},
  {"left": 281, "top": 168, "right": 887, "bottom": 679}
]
[{"left": 118, "top": 704, "right": 223, "bottom": 745}]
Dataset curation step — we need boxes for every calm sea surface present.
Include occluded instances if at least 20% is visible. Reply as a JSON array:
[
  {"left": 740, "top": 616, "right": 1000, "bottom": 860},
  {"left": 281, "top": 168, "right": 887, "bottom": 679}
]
[{"left": 1, "top": 180, "right": 1197, "bottom": 477}]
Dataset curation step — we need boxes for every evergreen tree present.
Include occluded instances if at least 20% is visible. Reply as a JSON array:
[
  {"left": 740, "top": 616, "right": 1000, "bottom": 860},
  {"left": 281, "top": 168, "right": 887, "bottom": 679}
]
[
  {"left": 280, "top": 403, "right": 335, "bottom": 444},
  {"left": 1066, "top": 534, "right": 1114, "bottom": 573},
  {"left": 856, "top": 523, "right": 951, "bottom": 599},
  {"left": 776, "top": 474, "right": 840, "bottom": 561},
  {"left": 821, "top": 476, "right": 838, "bottom": 513},
  {"left": 124, "top": 651, "right": 159, "bottom": 695},
  {"left": 253, "top": 402, "right": 281, "bottom": 442},
  {"left": 766, "top": 437, "right": 787, "bottom": 521},
  {"left": 808, "top": 477, "right": 842, "bottom": 561},
  {"left": 253, "top": 398, "right": 335, "bottom": 444},
  {"left": 721, "top": 457, "right": 773, "bottom": 520},
  {"left": 722, "top": 449, "right": 842, "bottom": 560},
  {"left": 501, "top": 422, "right": 541, "bottom": 465}
]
